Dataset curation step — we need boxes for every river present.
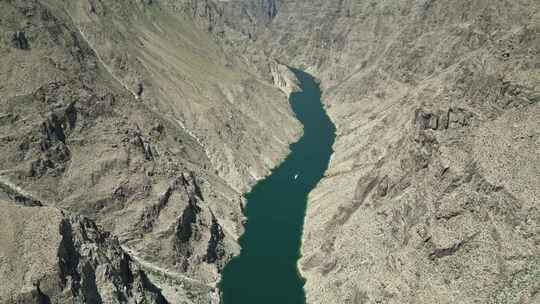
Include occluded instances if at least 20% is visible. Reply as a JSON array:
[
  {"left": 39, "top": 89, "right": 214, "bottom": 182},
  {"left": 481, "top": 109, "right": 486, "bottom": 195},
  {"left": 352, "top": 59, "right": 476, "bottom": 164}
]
[{"left": 219, "top": 69, "right": 336, "bottom": 304}]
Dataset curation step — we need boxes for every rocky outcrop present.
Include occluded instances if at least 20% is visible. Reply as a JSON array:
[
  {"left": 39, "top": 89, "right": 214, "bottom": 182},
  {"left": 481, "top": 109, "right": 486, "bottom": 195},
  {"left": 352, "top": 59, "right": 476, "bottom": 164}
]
[
  {"left": 205, "top": 212, "right": 226, "bottom": 265},
  {"left": 0, "top": 201, "right": 168, "bottom": 304},
  {"left": 12, "top": 31, "right": 29, "bottom": 50},
  {"left": 269, "top": 60, "right": 300, "bottom": 96}
]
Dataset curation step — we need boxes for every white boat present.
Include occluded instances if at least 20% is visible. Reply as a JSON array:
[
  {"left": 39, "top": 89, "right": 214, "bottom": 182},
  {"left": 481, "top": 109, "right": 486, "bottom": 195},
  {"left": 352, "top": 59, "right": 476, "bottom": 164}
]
[{"left": 294, "top": 173, "right": 299, "bottom": 180}]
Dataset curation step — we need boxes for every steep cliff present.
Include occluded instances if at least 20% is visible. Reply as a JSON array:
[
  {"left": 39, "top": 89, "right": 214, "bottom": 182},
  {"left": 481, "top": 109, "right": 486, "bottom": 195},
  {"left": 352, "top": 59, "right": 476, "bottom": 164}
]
[{"left": 0, "top": 200, "right": 168, "bottom": 304}]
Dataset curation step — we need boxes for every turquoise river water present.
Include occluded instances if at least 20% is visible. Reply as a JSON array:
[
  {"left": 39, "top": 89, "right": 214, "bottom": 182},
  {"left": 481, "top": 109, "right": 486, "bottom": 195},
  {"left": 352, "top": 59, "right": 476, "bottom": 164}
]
[{"left": 219, "top": 69, "right": 336, "bottom": 304}]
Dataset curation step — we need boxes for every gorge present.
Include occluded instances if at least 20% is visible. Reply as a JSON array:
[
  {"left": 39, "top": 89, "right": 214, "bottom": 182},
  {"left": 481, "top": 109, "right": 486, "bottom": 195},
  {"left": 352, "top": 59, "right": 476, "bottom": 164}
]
[
  {"left": 220, "top": 69, "right": 335, "bottom": 304},
  {"left": 0, "top": 1, "right": 539, "bottom": 304}
]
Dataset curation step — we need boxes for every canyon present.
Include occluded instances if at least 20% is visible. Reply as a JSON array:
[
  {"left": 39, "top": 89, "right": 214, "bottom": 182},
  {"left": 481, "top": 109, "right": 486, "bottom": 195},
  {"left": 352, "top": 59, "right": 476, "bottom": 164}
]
[
  {"left": 220, "top": 68, "right": 335, "bottom": 304},
  {"left": 1, "top": 1, "right": 539, "bottom": 304}
]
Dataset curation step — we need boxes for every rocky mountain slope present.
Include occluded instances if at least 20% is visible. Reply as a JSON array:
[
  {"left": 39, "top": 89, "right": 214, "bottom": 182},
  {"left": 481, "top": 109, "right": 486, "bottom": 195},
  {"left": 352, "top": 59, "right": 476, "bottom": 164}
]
[
  {"left": 0, "top": 200, "right": 168, "bottom": 304},
  {"left": 0, "top": 0, "right": 300, "bottom": 303}
]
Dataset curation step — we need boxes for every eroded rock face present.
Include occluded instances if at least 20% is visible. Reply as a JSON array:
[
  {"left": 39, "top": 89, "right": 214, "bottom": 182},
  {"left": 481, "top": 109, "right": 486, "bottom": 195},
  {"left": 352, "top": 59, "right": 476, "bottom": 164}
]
[{"left": 0, "top": 201, "right": 168, "bottom": 304}]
